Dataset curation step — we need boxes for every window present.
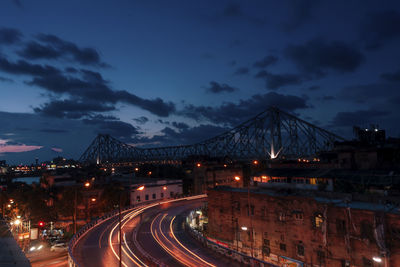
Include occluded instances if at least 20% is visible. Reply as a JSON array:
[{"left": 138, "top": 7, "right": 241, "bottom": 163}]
[
  {"left": 234, "top": 201, "right": 240, "bottom": 211},
  {"left": 261, "top": 206, "right": 267, "bottom": 218},
  {"left": 279, "top": 243, "right": 286, "bottom": 251},
  {"left": 262, "top": 245, "right": 270, "bottom": 256},
  {"left": 136, "top": 196, "right": 141, "bottom": 202},
  {"left": 297, "top": 243, "right": 304, "bottom": 256},
  {"left": 341, "top": 260, "right": 350, "bottom": 267},
  {"left": 152, "top": 193, "right": 156, "bottom": 199},
  {"left": 361, "top": 221, "right": 374, "bottom": 241},
  {"left": 145, "top": 194, "right": 149, "bottom": 200},
  {"left": 278, "top": 212, "right": 286, "bottom": 222},
  {"left": 317, "top": 250, "right": 325, "bottom": 263},
  {"left": 314, "top": 213, "right": 324, "bottom": 228},
  {"left": 293, "top": 211, "right": 304, "bottom": 220},
  {"left": 263, "top": 239, "right": 270, "bottom": 246},
  {"left": 336, "top": 219, "right": 346, "bottom": 234},
  {"left": 170, "top": 191, "right": 174, "bottom": 197},
  {"left": 362, "top": 257, "right": 372, "bottom": 267},
  {"left": 160, "top": 192, "right": 164, "bottom": 198},
  {"left": 246, "top": 204, "right": 254, "bottom": 216}
]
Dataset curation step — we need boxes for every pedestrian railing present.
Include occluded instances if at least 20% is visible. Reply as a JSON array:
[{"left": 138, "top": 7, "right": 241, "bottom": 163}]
[{"left": 186, "top": 222, "right": 278, "bottom": 267}]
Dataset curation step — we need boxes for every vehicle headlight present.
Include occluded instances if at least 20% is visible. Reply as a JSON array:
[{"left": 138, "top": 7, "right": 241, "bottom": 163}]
[
  {"left": 37, "top": 245, "right": 43, "bottom": 250},
  {"left": 30, "top": 246, "right": 36, "bottom": 251}
]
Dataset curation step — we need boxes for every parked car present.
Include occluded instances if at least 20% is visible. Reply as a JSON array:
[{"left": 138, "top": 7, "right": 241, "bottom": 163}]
[{"left": 50, "top": 241, "right": 67, "bottom": 252}]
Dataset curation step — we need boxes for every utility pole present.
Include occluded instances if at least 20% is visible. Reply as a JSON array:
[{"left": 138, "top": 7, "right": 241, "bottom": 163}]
[
  {"left": 73, "top": 187, "right": 77, "bottom": 234},
  {"left": 119, "top": 194, "right": 122, "bottom": 267}
]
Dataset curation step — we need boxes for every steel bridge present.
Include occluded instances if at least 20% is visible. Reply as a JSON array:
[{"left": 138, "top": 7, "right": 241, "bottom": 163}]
[{"left": 79, "top": 107, "right": 345, "bottom": 164}]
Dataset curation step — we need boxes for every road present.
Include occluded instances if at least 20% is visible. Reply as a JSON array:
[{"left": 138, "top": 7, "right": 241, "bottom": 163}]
[
  {"left": 72, "top": 196, "right": 241, "bottom": 267},
  {"left": 27, "top": 250, "right": 67, "bottom": 267}
]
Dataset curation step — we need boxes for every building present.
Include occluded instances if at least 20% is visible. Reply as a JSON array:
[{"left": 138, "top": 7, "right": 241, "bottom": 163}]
[
  {"left": 130, "top": 179, "right": 183, "bottom": 205},
  {"left": 207, "top": 185, "right": 400, "bottom": 267},
  {"left": 191, "top": 162, "right": 243, "bottom": 194}
]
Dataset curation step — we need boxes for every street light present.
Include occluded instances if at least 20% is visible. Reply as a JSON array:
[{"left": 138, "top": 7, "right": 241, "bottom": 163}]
[
  {"left": 14, "top": 219, "right": 21, "bottom": 225},
  {"left": 137, "top": 186, "right": 145, "bottom": 191},
  {"left": 241, "top": 226, "right": 248, "bottom": 231},
  {"left": 84, "top": 181, "right": 90, "bottom": 188},
  {"left": 373, "top": 257, "right": 382, "bottom": 263}
]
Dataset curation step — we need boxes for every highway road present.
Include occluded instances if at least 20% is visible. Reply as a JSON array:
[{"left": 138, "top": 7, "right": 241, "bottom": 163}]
[{"left": 72, "top": 196, "right": 241, "bottom": 267}]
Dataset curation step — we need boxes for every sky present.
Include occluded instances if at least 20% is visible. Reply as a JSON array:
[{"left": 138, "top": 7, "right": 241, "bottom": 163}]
[{"left": 1, "top": 0, "right": 400, "bottom": 164}]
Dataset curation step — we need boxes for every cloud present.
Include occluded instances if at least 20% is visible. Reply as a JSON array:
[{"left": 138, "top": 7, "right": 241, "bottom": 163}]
[
  {"left": 282, "top": 0, "right": 320, "bottom": 32},
  {"left": 331, "top": 109, "right": 390, "bottom": 127},
  {"left": 0, "top": 56, "right": 176, "bottom": 117},
  {"left": 285, "top": 38, "right": 364, "bottom": 77},
  {"left": 51, "top": 147, "right": 63, "bottom": 153},
  {"left": 133, "top": 116, "right": 149, "bottom": 125},
  {"left": 321, "top": 95, "right": 335, "bottom": 101},
  {"left": 0, "top": 56, "right": 60, "bottom": 76},
  {"left": 24, "top": 68, "right": 176, "bottom": 117},
  {"left": 338, "top": 82, "right": 400, "bottom": 104},
  {"left": 360, "top": 10, "right": 400, "bottom": 50},
  {"left": 233, "top": 67, "right": 249, "bottom": 75},
  {"left": 82, "top": 117, "right": 141, "bottom": 141},
  {"left": 215, "top": 2, "right": 266, "bottom": 25},
  {"left": 205, "top": 81, "right": 237, "bottom": 94},
  {"left": 40, "top": 129, "right": 69, "bottom": 133},
  {"left": 0, "top": 76, "right": 13, "bottom": 83},
  {"left": 381, "top": 70, "right": 400, "bottom": 82},
  {"left": 255, "top": 70, "right": 303, "bottom": 90},
  {"left": 253, "top": 55, "right": 278, "bottom": 68},
  {"left": 308, "top": 85, "right": 320, "bottom": 91},
  {"left": 171, "top": 122, "right": 189, "bottom": 129},
  {"left": 18, "top": 41, "right": 62, "bottom": 60},
  {"left": 17, "top": 33, "right": 108, "bottom": 67},
  {"left": 0, "top": 138, "right": 42, "bottom": 153},
  {"left": 180, "top": 92, "right": 309, "bottom": 126},
  {"left": 137, "top": 124, "right": 229, "bottom": 147},
  {"left": 0, "top": 27, "right": 22, "bottom": 45},
  {"left": 34, "top": 99, "right": 116, "bottom": 119},
  {"left": 12, "top": 0, "right": 22, "bottom": 8},
  {"left": 223, "top": 3, "right": 242, "bottom": 17},
  {"left": 0, "top": 144, "right": 42, "bottom": 153}
]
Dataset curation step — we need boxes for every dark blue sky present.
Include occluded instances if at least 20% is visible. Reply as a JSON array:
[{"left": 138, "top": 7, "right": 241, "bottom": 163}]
[{"left": 1, "top": 0, "right": 400, "bottom": 164}]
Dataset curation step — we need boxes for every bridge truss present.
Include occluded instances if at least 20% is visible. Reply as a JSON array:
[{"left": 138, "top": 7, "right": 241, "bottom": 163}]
[{"left": 79, "top": 107, "right": 345, "bottom": 164}]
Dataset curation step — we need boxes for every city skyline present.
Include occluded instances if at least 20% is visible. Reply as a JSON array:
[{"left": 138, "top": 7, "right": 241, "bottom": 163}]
[{"left": 1, "top": 0, "right": 400, "bottom": 163}]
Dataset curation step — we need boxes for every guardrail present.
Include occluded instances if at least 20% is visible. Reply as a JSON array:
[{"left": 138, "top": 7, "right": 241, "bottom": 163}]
[
  {"left": 186, "top": 223, "right": 278, "bottom": 267},
  {"left": 68, "top": 195, "right": 207, "bottom": 267}
]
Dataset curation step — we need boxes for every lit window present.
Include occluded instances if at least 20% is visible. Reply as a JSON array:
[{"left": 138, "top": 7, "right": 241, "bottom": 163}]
[{"left": 314, "top": 213, "right": 324, "bottom": 228}]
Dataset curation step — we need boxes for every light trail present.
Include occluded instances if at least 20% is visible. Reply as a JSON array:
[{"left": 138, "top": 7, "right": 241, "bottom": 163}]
[
  {"left": 105, "top": 195, "right": 207, "bottom": 266},
  {"left": 169, "top": 216, "right": 216, "bottom": 267},
  {"left": 150, "top": 213, "right": 192, "bottom": 266}
]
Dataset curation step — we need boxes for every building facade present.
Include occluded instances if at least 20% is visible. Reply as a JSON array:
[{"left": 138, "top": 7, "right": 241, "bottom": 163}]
[
  {"left": 130, "top": 179, "right": 183, "bottom": 205},
  {"left": 207, "top": 187, "right": 400, "bottom": 267}
]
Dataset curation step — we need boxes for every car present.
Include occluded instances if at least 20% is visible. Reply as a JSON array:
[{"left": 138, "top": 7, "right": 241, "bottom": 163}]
[
  {"left": 26, "top": 240, "right": 47, "bottom": 253},
  {"left": 50, "top": 241, "right": 67, "bottom": 252}
]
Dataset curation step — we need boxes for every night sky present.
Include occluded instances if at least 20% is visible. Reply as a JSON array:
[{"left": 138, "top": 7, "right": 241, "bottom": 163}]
[{"left": 1, "top": 0, "right": 400, "bottom": 164}]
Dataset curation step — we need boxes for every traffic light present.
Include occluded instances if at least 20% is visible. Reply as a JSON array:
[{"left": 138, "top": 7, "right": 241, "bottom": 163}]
[{"left": 38, "top": 221, "right": 45, "bottom": 227}]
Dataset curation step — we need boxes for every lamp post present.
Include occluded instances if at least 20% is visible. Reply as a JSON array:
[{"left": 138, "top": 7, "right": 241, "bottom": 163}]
[{"left": 73, "top": 181, "right": 92, "bottom": 234}]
